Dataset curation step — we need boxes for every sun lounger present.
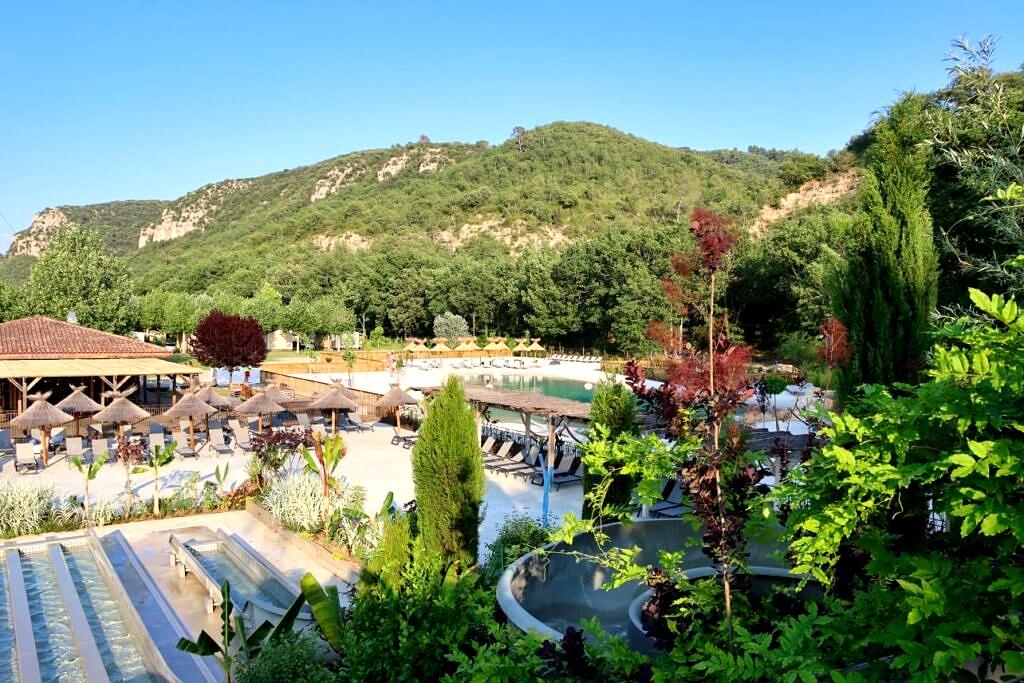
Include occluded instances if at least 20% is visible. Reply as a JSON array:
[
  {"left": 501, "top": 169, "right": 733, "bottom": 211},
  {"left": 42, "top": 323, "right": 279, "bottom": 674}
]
[
  {"left": 529, "top": 455, "right": 583, "bottom": 490},
  {"left": 205, "top": 428, "right": 233, "bottom": 457},
  {"left": 295, "top": 413, "right": 312, "bottom": 429},
  {"left": 0, "top": 430, "right": 13, "bottom": 456},
  {"left": 341, "top": 413, "right": 372, "bottom": 432},
  {"left": 489, "top": 446, "right": 539, "bottom": 475},
  {"left": 231, "top": 427, "right": 254, "bottom": 457},
  {"left": 172, "top": 431, "right": 198, "bottom": 458},
  {"left": 91, "top": 437, "right": 111, "bottom": 462},
  {"left": 65, "top": 437, "right": 93, "bottom": 467},
  {"left": 391, "top": 427, "right": 418, "bottom": 448},
  {"left": 649, "top": 479, "right": 686, "bottom": 518},
  {"left": 14, "top": 443, "right": 39, "bottom": 473},
  {"left": 479, "top": 436, "right": 496, "bottom": 456},
  {"left": 482, "top": 440, "right": 513, "bottom": 466}
]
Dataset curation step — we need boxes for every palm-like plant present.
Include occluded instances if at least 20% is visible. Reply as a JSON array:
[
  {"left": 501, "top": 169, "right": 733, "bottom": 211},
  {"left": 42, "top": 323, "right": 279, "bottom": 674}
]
[
  {"left": 134, "top": 440, "right": 176, "bottom": 515},
  {"left": 71, "top": 453, "right": 107, "bottom": 526}
]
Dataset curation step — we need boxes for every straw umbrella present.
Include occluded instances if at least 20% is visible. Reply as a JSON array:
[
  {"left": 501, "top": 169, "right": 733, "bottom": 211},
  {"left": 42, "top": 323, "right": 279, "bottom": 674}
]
[
  {"left": 375, "top": 384, "right": 419, "bottom": 431},
  {"left": 55, "top": 385, "right": 103, "bottom": 437},
  {"left": 162, "top": 392, "right": 217, "bottom": 451},
  {"left": 310, "top": 381, "right": 358, "bottom": 435},
  {"left": 236, "top": 391, "right": 286, "bottom": 432},
  {"left": 93, "top": 389, "right": 151, "bottom": 443},
  {"left": 11, "top": 392, "right": 73, "bottom": 466},
  {"left": 194, "top": 385, "right": 239, "bottom": 431}
]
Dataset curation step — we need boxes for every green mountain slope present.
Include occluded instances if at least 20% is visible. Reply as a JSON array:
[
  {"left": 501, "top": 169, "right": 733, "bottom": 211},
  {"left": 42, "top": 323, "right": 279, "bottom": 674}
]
[{"left": 127, "top": 122, "right": 787, "bottom": 293}]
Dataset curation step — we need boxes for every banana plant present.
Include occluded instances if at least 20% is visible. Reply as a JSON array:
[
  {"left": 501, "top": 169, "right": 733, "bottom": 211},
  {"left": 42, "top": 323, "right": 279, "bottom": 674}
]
[
  {"left": 213, "top": 462, "right": 230, "bottom": 498},
  {"left": 302, "top": 433, "right": 347, "bottom": 524},
  {"left": 300, "top": 572, "right": 346, "bottom": 654},
  {"left": 176, "top": 579, "right": 306, "bottom": 682},
  {"left": 71, "top": 453, "right": 107, "bottom": 526},
  {"left": 133, "top": 440, "right": 176, "bottom": 516}
]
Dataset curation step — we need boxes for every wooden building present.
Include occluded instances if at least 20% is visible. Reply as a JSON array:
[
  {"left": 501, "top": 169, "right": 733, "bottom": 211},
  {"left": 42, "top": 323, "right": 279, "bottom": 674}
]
[{"left": 0, "top": 316, "right": 200, "bottom": 418}]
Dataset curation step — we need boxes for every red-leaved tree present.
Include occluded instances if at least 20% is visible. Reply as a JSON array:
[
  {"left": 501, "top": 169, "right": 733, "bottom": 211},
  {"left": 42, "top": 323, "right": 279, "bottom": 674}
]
[
  {"left": 626, "top": 207, "right": 756, "bottom": 639},
  {"left": 191, "top": 310, "right": 267, "bottom": 374}
]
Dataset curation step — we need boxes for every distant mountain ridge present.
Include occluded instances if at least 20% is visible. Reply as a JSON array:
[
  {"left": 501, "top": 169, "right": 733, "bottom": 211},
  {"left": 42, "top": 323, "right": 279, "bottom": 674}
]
[{"left": 0, "top": 122, "right": 855, "bottom": 292}]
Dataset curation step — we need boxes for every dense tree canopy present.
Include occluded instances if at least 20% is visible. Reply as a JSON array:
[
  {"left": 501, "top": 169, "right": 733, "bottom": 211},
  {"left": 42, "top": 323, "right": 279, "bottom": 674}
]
[
  {"left": 23, "top": 227, "right": 135, "bottom": 332},
  {"left": 191, "top": 310, "right": 268, "bottom": 369}
]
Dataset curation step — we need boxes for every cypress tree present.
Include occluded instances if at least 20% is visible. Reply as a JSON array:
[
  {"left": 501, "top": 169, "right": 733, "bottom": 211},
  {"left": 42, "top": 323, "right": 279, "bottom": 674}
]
[
  {"left": 834, "top": 96, "right": 939, "bottom": 399},
  {"left": 582, "top": 377, "right": 639, "bottom": 519},
  {"left": 411, "top": 375, "right": 484, "bottom": 566}
]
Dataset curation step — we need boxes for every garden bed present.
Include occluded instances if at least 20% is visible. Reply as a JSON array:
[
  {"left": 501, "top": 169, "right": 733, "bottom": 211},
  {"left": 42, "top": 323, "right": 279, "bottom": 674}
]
[{"left": 245, "top": 499, "right": 360, "bottom": 580}]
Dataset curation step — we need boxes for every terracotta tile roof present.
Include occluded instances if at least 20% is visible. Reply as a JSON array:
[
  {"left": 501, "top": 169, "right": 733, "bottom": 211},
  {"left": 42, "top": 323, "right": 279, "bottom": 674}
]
[{"left": 0, "top": 316, "right": 168, "bottom": 359}]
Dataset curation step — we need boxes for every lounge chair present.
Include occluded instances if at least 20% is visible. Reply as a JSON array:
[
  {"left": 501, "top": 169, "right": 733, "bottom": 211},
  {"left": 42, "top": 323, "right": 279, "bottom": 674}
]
[
  {"left": 65, "top": 437, "right": 93, "bottom": 467},
  {"left": 172, "top": 431, "right": 198, "bottom": 458},
  {"left": 148, "top": 430, "right": 166, "bottom": 455},
  {"left": 490, "top": 446, "right": 540, "bottom": 476},
  {"left": 529, "top": 455, "right": 583, "bottom": 490},
  {"left": 14, "top": 443, "right": 39, "bottom": 473},
  {"left": 0, "top": 430, "right": 13, "bottom": 456},
  {"left": 92, "top": 437, "right": 112, "bottom": 462},
  {"left": 149, "top": 422, "right": 165, "bottom": 436},
  {"left": 231, "top": 426, "right": 254, "bottom": 457},
  {"left": 341, "top": 413, "right": 372, "bottom": 432},
  {"left": 482, "top": 440, "right": 514, "bottom": 466},
  {"left": 391, "top": 427, "right": 418, "bottom": 448},
  {"left": 295, "top": 413, "right": 312, "bottom": 429},
  {"left": 205, "top": 428, "right": 233, "bottom": 457},
  {"left": 649, "top": 479, "right": 686, "bottom": 518},
  {"left": 479, "top": 436, "right": 496, "bottom": 456}
]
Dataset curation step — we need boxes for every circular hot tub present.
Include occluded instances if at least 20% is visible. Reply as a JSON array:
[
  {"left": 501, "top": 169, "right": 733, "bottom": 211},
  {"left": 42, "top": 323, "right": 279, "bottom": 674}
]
[{"left": 496, "top": 519, "right": 795, "bottom": 651}]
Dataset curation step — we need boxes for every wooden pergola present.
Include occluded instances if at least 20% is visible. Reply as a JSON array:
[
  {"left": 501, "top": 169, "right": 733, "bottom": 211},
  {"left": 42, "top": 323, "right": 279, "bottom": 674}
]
[
  {"left": 424, "top": 385, "right": 591, "bottom": 525},
  {"left": 0, "top": 316, "right": 200, "bottom": 416}
]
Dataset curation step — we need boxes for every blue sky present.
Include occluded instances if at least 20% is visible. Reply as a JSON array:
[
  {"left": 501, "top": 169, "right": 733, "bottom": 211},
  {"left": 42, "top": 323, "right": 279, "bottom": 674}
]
[{"left": 1, "top": 1, "right": 1022, "bottom": 249}]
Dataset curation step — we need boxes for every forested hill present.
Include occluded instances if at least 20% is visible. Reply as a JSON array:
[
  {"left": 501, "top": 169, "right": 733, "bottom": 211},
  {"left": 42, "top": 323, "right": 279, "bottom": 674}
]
[{"left": 0, "top": 122, "right": 815, "bottom": 292}]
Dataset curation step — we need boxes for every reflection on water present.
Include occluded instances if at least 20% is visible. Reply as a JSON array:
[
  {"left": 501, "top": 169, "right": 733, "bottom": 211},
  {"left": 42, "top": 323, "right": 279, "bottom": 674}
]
[
  {"left": 64, "top": 548, "right": 152, "bottom": 682},
  {"left": 22, "top": 551, "right": 84, "bottom": 682},
  {"left": 464, "top": 375, "right": 594, "bottom": 426},
  {"left": 192, "top": 548, "right": 291, "bottom": 610},
  {"left": 0, "top": 556, "right": 16, "bottom": 680}
]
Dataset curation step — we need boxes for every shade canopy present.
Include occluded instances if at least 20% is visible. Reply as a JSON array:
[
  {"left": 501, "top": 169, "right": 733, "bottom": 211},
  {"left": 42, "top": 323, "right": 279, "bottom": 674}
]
[
  {"left": 260, "top": 382, "right": 290, "bottom": 405},
  {"left": 454, "top": 339, "right": 480, "bottom": 351},
  {"left": 93, "top": 392, "right": 151, "bottom": 424},
  {"left": 162, "top": 392, "right": 217, "bottom": 419},
  {"left": 527, "top": 339, "right": 546, "bottom": 351},
  {"left": 237, "top": 391, "right": 286, "bottom": 416},
  {"left": 431, "top": 341, "right": 452, "bottom": 352},
  {"left": 511, "top": 339, "right": 530, "bottom": 352},
  {"left": 311, "top": 383, "right": 358, "bottom": 412},
  {"left": 403, "top": 339, "right": 426, "bottom": 352},
  {"left": 11, "top": 392, "right": 73, "bottom": 428},
  {"left": 483, "top": 338, "right": 506, "bottom": 351},
  {"left": 194, "top": 385, "right": 239, "bottom": 410},
  {"left": 54, "top": 385, "right": 103, "bottom": 414},
  {"left": 375, "top": 384, "right": 419, "bottom": 409}
]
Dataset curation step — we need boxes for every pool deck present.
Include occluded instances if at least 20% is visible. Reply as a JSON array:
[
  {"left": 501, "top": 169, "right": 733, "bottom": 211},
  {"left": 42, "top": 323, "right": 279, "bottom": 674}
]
[{"left": 0, "top": 419, "right": 584, "bottom": 559}]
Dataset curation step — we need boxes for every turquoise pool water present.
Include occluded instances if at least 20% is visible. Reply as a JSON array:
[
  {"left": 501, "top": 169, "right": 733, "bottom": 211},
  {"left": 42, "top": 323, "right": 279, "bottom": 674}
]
[
  {"left": 463, "top": 374, "right": 594, "bottom": 403},
  {"left": 463, "top": 374, "right": 594, "bottom": 427}
]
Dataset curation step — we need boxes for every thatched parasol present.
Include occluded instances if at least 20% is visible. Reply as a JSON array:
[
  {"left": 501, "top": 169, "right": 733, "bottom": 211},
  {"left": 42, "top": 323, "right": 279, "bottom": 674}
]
[
  {"left": 260, "top": 382, "right": 291, "bottom": 405},
  {"left": 237, "top": 391, "right": 286, "bottom": 432},
  {"left": 93, "top": 389, "right": 151, "bottom": 443},
  {"left": 311, "top": 381, "right": 358, "bottom": 434},
  {"left": 483, "top": 338, "right": 506, "bottom": 351},
  {"left": 527, "top": 338, "right": 546, "bottom": 354},
  {"left": 162, "top": 392, "right": 217, "bottom": 451},
  {"left": 431, "top": 340, "right": 452, "bottom": 352},
  {"left": 403, "top": 339, "right": 425, "bottom": 353},
  {"left": 55, "top": 385, "right": 103, "bottom": 437},
  {"left": 11, "top": 392, "right": 73, "bottom": 466},
  {"left": 375, "top": 384, "right": 419, "bottom": 431},
  {"left": 511, "top": 339, "right": 530, "bottom": 354},
  {"left": 454, "top": 338, "right": 480, "bottom": 352}
]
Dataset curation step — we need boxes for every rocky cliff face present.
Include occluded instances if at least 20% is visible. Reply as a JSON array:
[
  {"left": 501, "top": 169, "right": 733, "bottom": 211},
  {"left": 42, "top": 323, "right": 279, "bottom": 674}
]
[
  {"left": 749, "top": 171, "right": 860, "bottom": 237},
  {"left": 9, "top": 208, "right": 75, "bottom": 256},
  {"left": 137, "top": 179, "right": 251, "bottom": 247}
]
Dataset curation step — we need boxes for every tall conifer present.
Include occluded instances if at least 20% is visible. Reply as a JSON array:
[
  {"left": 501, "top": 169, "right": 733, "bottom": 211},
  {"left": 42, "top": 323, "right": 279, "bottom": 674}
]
[
  {"left": 412, "top": 375, "right": 484, "bottom": 566},
  {"left": 834, "top": 96, "right": 939, "bottom": 398}
]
